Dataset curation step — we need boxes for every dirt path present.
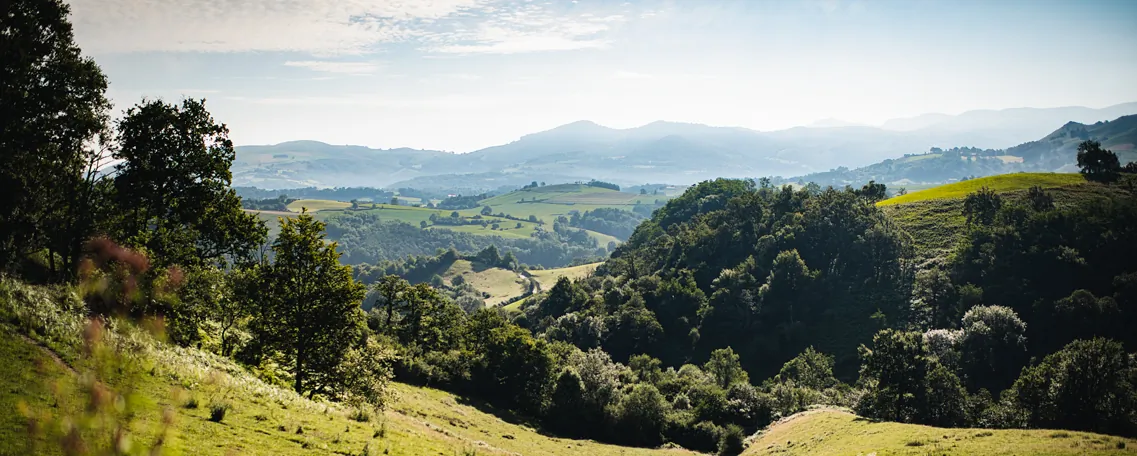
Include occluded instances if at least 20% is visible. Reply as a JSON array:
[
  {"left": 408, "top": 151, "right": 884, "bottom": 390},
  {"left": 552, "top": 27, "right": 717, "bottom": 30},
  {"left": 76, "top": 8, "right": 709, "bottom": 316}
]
[{"left": 18, "top": 332, "right": 77, "bottom": 375}]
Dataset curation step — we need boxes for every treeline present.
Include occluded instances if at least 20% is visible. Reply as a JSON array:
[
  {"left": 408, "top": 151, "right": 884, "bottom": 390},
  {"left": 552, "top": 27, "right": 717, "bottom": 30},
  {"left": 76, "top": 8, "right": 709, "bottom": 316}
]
[
  {"left": 586, "top": 179, "right": 621, "bottom": 191},
  {"left": 240, "top": 195, "right": 295, "bottom": 211},
  {"left": 234, "top": 186, "right": 395, "bottom": 202},
  {"left": 436, "top": 193, "right": 489, "bottom": 210},
  {"left": 563, "top": 207, "right": 645, "bottom": 240}
]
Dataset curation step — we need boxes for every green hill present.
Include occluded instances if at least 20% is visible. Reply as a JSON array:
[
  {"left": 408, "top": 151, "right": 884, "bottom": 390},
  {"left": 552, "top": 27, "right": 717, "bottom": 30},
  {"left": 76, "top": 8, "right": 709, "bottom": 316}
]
[
  {"left": 879, "top": 173, "right": 1130, "bottom": 266},
  {"left": 0, "top": 279, "right": 696, "bottom": 456},
  {"left": 878, "top": 172, "right": 1085, "bottom": 206},
  {"left": 478, "top": 183, "right": 665, "bottom": 225},
  {"left": 743, "top": 409, "right": 1136, "bottom": 456}
]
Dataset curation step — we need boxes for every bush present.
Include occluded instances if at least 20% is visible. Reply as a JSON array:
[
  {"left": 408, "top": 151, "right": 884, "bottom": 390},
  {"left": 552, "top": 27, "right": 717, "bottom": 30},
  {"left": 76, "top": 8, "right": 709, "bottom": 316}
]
[
  {"left": 209, "top": 401, "right": 231, "bottom": 422},
  {"left": 717, "top": 423, "right": 746, "bottom": 456}
]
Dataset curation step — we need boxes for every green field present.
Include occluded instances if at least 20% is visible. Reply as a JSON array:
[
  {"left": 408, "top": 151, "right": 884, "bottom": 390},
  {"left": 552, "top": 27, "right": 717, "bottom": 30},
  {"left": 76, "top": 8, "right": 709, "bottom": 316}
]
[
  {"left": 251, "top": 190, "right": 627, "bottom": 246},
  {"left": 878, "top": 173, "right": 1085, "bottom": 206},
  {"left": 440, "top": 260, "right": 528, "bottom": 306},
  {"left": 744, "top": 408, "right": 1136, "bottom": 456},
  {"left": 529, "top": 262, "right": 599, "bottom": 290},
  {"left": 477, "top": 184, "right": 667, "bottom": 226},
  {"left": 286, "top": 198, "right": 352, "bottom": 212}
]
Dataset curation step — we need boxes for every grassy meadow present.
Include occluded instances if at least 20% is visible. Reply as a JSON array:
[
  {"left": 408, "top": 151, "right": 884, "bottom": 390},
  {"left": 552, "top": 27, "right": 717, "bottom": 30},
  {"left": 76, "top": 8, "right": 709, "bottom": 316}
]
[
  {"left": 743, "top": 409, "right": 1136, "bottom": 456},
  {"left": 878, "top": 172, "right": 1085, "bottom": 206},
  {"left": 441, "top": 260, "right": 529, "bottom": 306}
]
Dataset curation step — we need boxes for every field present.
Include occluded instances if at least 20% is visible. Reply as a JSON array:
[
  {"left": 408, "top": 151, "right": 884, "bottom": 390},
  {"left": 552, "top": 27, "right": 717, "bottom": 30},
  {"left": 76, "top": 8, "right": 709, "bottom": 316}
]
[
  {"left": 0, "top": 279, "right": 697, "bottom": 456},
  {"left": 878, "top": 173, "right": 1085, "bottom": 206},
  {"left": 477, "top": 184, "right": 668, "bottom": 225},
  {"left": 743, "top": 408, "right": 1136, "bottom": 456},
  {"left": 286, "top": 198, "right": 352, "bottom": 212},
  {"left": 529, "top": 262, "right": 599, "bottom": 290},
  {"left": 441, "top": 260, "right": 528, "bottom": 306}
]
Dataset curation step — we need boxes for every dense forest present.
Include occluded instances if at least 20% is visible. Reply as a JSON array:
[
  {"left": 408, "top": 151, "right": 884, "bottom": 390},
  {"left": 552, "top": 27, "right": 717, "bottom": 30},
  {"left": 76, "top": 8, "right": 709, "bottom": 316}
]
[{"left": 4, "top": 1, "right": 1137, "bottom": 455}]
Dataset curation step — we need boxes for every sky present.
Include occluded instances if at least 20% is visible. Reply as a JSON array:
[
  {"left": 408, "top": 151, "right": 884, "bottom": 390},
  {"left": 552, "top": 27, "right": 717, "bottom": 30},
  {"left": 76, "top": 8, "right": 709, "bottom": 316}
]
[{"left": 69, "top": 0, "right": 1137, "bottom": 152}]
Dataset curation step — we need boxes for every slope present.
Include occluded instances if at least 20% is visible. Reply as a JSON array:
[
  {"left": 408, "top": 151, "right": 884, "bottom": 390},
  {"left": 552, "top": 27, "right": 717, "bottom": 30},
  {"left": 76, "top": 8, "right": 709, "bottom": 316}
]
[
  {"left": 879, "top": 174, "right": 1130, "bottom": 266},
  {"left": 743, "top": 409, "right": 1136, "bottom": 456},
  {"left": 878, "top": 173, "right": 1085, "bottom": 206},
  {"left": 0, "top": 279, "right": 697, "bottom": 456},
  {"left": 440, "top": 259, "right": 529, "bottom": 306}
]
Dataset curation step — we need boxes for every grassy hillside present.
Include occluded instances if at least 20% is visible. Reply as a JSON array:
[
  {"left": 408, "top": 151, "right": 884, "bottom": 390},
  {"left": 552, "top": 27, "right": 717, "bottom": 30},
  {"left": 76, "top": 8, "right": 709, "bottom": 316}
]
[
  {"left": 878, "top": 172, "right": 1085, "bottom": 206},
  {"left": 881, "top": 174, "right": 1129, "bottom": 266},
  {"left": 286, "top": 198, "right": 352, "bottom": 212},
  {"left": 529, "top": 263, "right": 599, "bottom": 290},
  {"left": 0, "top": 279, "right": 696, "bottom": 456},
  {"left": 440, "top": 260, "right": 529, "bottom": 306},
  {"left": 743, "top": 409, "right": 1135, "bottom": 456}
]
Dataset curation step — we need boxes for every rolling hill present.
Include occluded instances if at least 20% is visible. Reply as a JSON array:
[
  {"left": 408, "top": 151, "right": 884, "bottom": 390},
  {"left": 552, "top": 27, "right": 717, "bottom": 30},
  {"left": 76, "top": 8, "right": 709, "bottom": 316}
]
[{"left": 878, "top": 173, "right": 1086, "bottom": 206}]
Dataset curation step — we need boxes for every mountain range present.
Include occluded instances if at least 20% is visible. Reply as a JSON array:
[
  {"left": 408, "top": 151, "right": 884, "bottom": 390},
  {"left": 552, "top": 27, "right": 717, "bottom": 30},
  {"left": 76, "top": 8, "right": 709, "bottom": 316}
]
[{"left": 232, "top": 102, "right": 1137, "bottom": 190}]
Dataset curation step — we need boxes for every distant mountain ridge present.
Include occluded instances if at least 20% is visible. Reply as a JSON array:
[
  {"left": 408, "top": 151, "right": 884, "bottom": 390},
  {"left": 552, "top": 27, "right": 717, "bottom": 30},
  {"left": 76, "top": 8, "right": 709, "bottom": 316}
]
[
  {"left": 232, "top": 103, "right": 1137, "bottom": 190},
  {"left": 786, "top": 114, "right": 1137, "bottom": 188}
]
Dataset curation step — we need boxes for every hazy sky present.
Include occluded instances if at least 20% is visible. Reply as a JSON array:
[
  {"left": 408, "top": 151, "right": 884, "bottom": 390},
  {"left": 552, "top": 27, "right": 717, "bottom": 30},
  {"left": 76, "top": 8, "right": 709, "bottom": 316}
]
[{"left": 70, "top": 0, "right": 1137, "bottom": 152}]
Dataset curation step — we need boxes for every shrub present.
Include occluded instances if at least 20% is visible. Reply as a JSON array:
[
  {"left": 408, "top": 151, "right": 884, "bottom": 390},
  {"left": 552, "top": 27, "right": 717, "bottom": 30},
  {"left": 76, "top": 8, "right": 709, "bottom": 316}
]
[
  {"left": 209, "top": 402, "right": 231, "bottom": 422},
  {"left": 717, "top": 423, "right": 746, "bottom": 455}
]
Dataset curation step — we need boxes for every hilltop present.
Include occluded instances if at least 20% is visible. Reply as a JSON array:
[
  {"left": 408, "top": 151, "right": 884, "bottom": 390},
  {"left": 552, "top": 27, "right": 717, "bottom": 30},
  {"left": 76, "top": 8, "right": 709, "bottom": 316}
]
[{"left": 878, "top": 173, "right": 1086, "bottom": 206}]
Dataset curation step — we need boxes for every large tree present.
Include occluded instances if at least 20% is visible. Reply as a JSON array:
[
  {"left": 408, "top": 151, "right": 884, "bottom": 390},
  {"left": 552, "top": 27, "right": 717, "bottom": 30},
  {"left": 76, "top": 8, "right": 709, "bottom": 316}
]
[
  {"left": 113, "top": 98, "right": 265, "bottom": 268},
  {"left": 250, "top": 213, "right": 366, "bottom": 396},
  {"left": 1076, "top": 140, "right": 1121, "bottom": 182},
  {"left": 0, "top": 0, "right": 111, "bottom": 277}
]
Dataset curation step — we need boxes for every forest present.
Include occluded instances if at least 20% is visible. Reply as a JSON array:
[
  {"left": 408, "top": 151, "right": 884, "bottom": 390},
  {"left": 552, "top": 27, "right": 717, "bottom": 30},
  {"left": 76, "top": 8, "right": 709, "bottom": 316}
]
[{"left": 3, "top": 1, "right": 1137, "bottom": 455}]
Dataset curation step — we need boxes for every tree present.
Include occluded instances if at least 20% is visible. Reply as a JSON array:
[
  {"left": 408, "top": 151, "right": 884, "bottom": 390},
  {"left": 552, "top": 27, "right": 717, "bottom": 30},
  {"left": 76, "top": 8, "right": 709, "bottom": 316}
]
[
  {"left": 391, "top": 197, "right": 399, "bottom": 205},
  {"left": 372, "top": 275, "right": 411, "bottom": 331},
  {"left": 962, "top": 186, "right": 1002, "bottom": 226},
  {"left": 249, "top": 212, "right": 366, "bottom": 396},
  {"left": 704, "top": 347, "right": 749, "bottom": 389},
  {"left": 420, "top": 220, "right": 428, "bottom": 228},
  {"left": 0, "top": 0, "right": 111, "bottom": 277},
  {"left": 958, "top": 305, "right": 1027, "bottom": 392},
  {"left": 1012, "top": 338, "right": 1136, "bottom": 436},
  {"left": 776, "top": 347, "right": 836, "bottom": 389},
  {"left": 615, "top": 384, "right": 669, "bottom": 446},
  {"left": 481, "top": 205, "right": 493, "bottom": 215},
  {"left": 114, "top": 98, "right": 265, "bottom": 268},
  {"left": 1076, "top": 140, "right": 1121, "bottom": 182},
  {"left": 1026, "top": 186, "right": 1054, "bottom": 212},
  {"left": 857, "top": 329, "right": 928, "bottom": 422},
  {"left": 911, "top": 269, "right": 957, "bottom": 328},
  {"left": 856, "top": 180, "right": 888, "bottom": 202}
]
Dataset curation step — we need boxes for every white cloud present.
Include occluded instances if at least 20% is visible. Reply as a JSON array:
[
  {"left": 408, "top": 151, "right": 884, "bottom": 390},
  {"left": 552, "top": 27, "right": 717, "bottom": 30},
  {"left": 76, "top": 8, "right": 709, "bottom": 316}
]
[
  {"left": 68, "top": 0, "right": 627, "bottom": 56},
  {"left": 422, "top": 3, "right": 621, "bottom": 54},
  {"left": 69, "top": 0, "right": 490, "bottom": 54},
  {"left": 284, "top": 60, "right": 383, "bottom": 75}
]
